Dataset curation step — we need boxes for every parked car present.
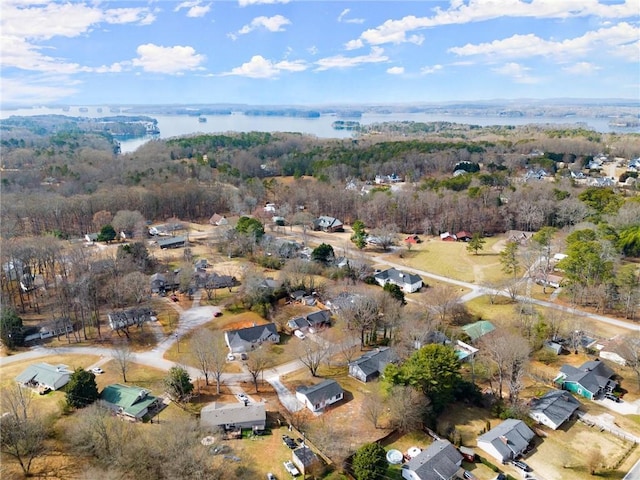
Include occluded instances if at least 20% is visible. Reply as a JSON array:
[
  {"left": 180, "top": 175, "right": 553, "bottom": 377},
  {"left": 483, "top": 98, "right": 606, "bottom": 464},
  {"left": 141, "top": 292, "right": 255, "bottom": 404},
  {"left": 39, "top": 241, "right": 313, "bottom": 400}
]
[
  {"left": 226, "top": 353, "right": 236, "bottom": 361},
  {"left": 282, "top": 435, "right": 297, "bottom": 449},
  {"left": 283, "top": 461, "right": 300, "bottom": 476},
  {"left": 512, "top": 460, "right": 531, "bottom": 472},
  {"left": 267, "top": 474, "right": 276, "bottom": 480},
  {"left": 463, "top": 471, "right": 478, "bottom": 480},
  {"left": 294, "top": 330, "right": 306, "bottom": 340},
  {"left": 604, "top": 393, "right": 621, "bottom": 403},
  {"left": 237, "top": 393, "right": 249, "bottom": 403},
  {"left": 91, "top": 367, "right": 104, "bottom": 374},
  {"left": 240, "top": 353, "right": 248, "bottom": 360}
]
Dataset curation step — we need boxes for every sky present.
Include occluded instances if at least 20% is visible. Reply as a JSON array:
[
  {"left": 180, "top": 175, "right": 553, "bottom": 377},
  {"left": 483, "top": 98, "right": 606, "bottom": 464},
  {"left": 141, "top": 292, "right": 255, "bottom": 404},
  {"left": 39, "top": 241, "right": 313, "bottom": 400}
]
[{"left": 1, "top": 0, "right": 639, "bottom": 106}]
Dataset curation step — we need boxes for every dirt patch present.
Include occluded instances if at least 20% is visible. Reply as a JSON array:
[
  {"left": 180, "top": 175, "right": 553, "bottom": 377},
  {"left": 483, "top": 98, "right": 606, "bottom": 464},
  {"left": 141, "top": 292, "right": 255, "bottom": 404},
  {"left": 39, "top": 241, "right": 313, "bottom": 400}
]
[{"left": 223, "top": 313, "right": 271, "bottom": 331}]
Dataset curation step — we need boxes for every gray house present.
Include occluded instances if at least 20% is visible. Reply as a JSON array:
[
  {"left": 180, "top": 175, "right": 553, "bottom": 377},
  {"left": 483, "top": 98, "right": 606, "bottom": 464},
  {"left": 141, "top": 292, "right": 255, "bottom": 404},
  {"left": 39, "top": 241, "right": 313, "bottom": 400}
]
[
  {"left": 312, "top": 216, "right": 344, "bottom": 232},
  {"left": 200, "top": 402, "right": 266, "bottom": 432},
  {"left": 157, "top": 236, "right": 187, "bottom": 249},
  {"left": 225, "top": 323, "right": 280, "bottom": 353},
  {"left": 477, "top": 419, "right": 535, "bottom": 463},
  {"left": 349, "top": 347, "right": 395, "bottom": 383},
  {"left": 296, "top": 379, "right": 344, "bottom": 412},
  {"left": 374, "top": 268, "right": 423, "bottom": 293},
  {"left": 401, "top": 439, "right": 463, "bottom": 480},
  {"left": 529, "top": 390, "right": 580, "bottom": 430}
]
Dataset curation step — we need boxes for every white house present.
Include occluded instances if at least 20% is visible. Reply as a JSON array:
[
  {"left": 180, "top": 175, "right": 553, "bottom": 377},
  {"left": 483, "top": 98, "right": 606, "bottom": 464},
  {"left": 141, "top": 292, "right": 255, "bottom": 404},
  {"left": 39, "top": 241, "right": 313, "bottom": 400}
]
[
  {"left": 15, "top": 363, "right": 72, "bottom": 391},
  {"left": 477, "top": 419, "right": 535, "bottom": 463},
  {"left": 295, "top": 379, "right": 344, "bottom": 413},
  {"left": 529, "top": 390, "right": 580, "bottom": 430},
  {"left": 374, "top": 268, "right": 423, "bottom": 293}
]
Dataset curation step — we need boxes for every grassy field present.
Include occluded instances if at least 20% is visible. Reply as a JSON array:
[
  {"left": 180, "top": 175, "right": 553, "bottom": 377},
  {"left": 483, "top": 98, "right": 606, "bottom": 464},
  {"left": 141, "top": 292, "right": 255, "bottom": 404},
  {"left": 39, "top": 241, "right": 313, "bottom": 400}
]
[{"left": 390, "top": 235, "right": 506, "bottom": 284}]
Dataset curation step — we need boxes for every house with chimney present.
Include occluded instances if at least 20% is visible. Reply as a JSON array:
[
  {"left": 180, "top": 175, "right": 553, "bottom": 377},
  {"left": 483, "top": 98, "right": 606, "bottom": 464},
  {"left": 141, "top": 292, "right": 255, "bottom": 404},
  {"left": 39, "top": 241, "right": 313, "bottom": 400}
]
[
  {"left": 200, "top": 401, "right": 266, "bottom": 433},
  {"left": 477, "top": 419, "right": 535, "bottom": 463},
  {"left": 401, "top": 439, "right": 463, "bottom": 480},
  {"left": 224, "top": 323, "right": 280, "bottom": 353}
]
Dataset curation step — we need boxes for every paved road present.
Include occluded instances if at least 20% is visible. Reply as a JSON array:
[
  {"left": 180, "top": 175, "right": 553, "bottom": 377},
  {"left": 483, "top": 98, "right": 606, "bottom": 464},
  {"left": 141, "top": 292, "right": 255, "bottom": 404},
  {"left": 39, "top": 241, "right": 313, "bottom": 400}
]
[
  {"left": 373, "top": 256, "right": 640, "bottom": 332},
  {"left": 3, "top": 227, "right": 638, "bottom": 416}
]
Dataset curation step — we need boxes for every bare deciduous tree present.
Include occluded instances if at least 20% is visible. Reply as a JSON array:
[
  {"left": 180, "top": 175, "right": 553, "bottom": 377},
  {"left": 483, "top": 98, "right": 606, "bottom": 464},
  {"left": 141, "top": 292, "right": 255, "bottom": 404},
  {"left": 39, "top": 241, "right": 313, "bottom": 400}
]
[
  {"left": 112, "top": 341, "right": 134, "bottom": 383},
  {"left": 0, "top": 384, "right": 47, "bottom": 476},
  {"left": 295, "top": 333, "right": 331, "bottom": 377},
  {"left": 362, "top": 390, "right": 385, "bottom": 429},
  {"left": 191, "top": 330, "right": 215, "bottom": 386},
  {"left": 387, "top": 385, "right": 428, "bottom": 433},
  {"left": 480, "top": 331, "right": 531, "bottom": 404},
  {"left": 245, "top": 347, "right": 273, "bottom": 393}
]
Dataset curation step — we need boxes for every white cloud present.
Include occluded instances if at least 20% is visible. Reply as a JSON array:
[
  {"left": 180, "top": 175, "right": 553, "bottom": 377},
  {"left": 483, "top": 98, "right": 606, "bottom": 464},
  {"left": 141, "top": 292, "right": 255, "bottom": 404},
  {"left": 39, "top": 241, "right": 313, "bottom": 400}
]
[
  {"left": 237, "top": 15, "right": 291, "bottom": 36},
  {"left": 492, "top": 62, "right": 539, "bottom": 83},
  {"left": 315, "top": 47, "right": 388, "bottom": 71},
  {"left": 562, "top": 62, "right": 601, "bottom": 75},
  {"left": 421, "top": 64, "right": 443, "bottom": 75},
  {"left": 449, "top": 23, "right": 639, "bottom": 62},
  {"left": 2, "top": 2, "right": 155, "bottom": 41},
  {"left": 222, "top": 55, "right": 307, "bottom": 78},
  {"left": 307, "top": 46, "right": 318, "bottom": 55},
  {"left": 238, "top": 0, "right": 289, "bottom": 6},
  {"left": 338, "top": 8, "right": 364, "bottom": 24},
  {"left": 132, "top": 44, "right": 206, "bottom": 74},
  {"left": 347, "top": 1, "right": 638, "bottom": 48},
  {"left": 174, "top": 1, "right": 211, "bottom": 17},
  {"left": 387, "top": 66, "right": 404, "bottom": 75},
  {"left": 1, "top": 76, "right": 79, "bottom": 105},
  {"left": 344, "top": 39, "right": 364, "bottom": 51}
]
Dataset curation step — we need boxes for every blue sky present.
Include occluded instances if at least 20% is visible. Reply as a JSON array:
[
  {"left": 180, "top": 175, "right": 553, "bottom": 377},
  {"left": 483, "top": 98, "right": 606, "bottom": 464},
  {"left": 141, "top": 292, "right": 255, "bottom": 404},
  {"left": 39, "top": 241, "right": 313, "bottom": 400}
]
[{"left": 1, "top": 0, "right": 638, "bottom": 106}]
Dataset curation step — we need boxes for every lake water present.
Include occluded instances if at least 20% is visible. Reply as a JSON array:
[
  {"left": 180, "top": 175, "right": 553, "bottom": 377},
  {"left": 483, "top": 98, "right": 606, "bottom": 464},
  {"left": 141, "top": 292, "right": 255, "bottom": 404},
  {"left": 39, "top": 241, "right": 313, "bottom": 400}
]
[{"left": 2, "top": 105, "right": 637, "bottom": 154}]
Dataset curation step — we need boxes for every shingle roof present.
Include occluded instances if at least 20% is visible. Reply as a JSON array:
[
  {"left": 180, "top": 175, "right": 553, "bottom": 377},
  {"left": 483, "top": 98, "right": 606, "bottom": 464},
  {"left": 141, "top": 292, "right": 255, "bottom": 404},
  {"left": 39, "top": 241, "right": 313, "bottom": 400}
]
[
  {"left": 374, "top": 268, "right": 422, "bottom": 285},
  {"left": 477, "top": 419, "right": 535, "bottom": 460},
  {"left": 306, "top": 310, "right": 331, "bottom": 326},
  {"left": 296, "top": 379, "right": 343, "bottom": 405},
  {"left": 99, "top": 384, "right": 157, "bottom": 418},
  {"left": 293, "top": 446, "right": 320, "bottom": 468},
  {"left": 406, "top": 439, "right": 463, "bottom": 480},
  {"left": 559, "top": 359, "right": 616, "bottom": 395},
  {"left": 349, "top": 347, "right": 395, "bottom": 378},
  {"left": 226, "top": 323, "right": 278, "bottom": 348},
  {"left": 200, "top": 402, "right": 265, "bottom": 426},
  {"left": 529, "top": 390, "right": 580, "bottom": 427}
]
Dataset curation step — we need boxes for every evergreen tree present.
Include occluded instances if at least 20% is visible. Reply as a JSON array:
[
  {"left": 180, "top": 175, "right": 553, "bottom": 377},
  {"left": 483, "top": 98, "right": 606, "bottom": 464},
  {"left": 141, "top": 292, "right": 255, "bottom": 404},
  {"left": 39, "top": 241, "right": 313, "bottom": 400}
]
[
  {"left": 164, "top": 366, "right": 194, "bottom": 402},
  {"left": 466, "top": 232, "right": 486, "bottom": 255},
  {"left": 311, "top": 243, "right": 335, "bottom": 264},
  {"left": 97, "top": 224, "right": 117, "bottom": 243},
  {"left": 0, "top": 309, "right": 24, "bottom": 348},
  {"left": 352, "top": 442, "right": 387, "bottom": 480},
  {"left": 66, "top": 368, "right": 99, "bottom": 408}
]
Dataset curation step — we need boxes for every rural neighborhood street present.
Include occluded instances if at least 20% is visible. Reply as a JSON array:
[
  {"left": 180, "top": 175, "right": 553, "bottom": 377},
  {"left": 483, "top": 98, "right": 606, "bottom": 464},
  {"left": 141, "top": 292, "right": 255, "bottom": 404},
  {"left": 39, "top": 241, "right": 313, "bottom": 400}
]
[{"left": 2, "top": 231, "right": 638, "bottom": 416}]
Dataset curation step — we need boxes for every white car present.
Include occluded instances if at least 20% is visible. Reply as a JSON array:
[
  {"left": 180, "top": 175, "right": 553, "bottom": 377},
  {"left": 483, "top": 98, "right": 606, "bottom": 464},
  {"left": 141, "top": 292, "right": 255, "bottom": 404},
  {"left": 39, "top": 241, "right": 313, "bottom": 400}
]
[
  {"left": 237, "top": 393, "right": 249, "bottom": 403},
  {"left": 294, "top": 330, "right": 306, "bottom": 340},
  {"left": 90, "top": 367, "right": 104, "bottom": 374},
  {"left": 283, "top": 461, "right": 300, "bottom": 477},
  {"left": 226, "top": 353, "right": 236, "bottom": 361}
]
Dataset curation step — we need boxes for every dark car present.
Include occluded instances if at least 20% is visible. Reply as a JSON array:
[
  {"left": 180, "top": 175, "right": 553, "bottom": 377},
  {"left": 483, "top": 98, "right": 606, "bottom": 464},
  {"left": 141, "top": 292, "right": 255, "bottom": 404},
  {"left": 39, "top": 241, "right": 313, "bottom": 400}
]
[
  {"left": 605, "top": 393, "right": 621, "bottom": 403},
  {"left": 282, "top": 435, "right": 296, "bottom": 449},
  {"left": 463, "top": 471, "right": 478, "bottom": 480},
  {"left": 512, "top": 460, "right": 531, "bottom": 472}
]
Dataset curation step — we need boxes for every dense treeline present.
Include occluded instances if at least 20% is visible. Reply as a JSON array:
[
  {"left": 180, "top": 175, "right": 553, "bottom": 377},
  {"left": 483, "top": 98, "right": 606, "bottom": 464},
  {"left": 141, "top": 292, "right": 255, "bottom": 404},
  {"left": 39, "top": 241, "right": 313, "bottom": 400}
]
[{"left": 1, "top": 120, "right": 639, "bottom": 240}]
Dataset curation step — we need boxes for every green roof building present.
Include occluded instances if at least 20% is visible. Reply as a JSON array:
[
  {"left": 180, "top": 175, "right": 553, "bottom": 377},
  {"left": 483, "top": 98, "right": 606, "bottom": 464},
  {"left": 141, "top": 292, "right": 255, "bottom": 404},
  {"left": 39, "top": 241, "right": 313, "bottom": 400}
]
[
  {"left": 461, "top": 320, "right": 496, "bottom": 342},
  {"left": 15, "top": 362, "right": 72, "bottom": 391},
  {"left": 99, "top": 384, "right": 159, "bottom": 420}
]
